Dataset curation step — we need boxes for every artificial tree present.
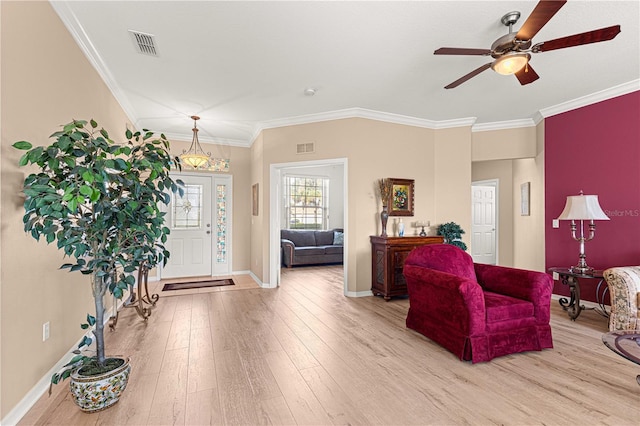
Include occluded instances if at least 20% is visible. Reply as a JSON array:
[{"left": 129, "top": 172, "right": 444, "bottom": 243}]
[{"left": 13, "top": 119, "right": 182, "bottom": 381}]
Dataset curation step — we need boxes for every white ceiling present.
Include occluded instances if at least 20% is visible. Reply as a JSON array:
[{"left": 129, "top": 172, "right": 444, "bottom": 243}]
[{"left": 52, "top": 1, "right": 640, "bottom": 146}]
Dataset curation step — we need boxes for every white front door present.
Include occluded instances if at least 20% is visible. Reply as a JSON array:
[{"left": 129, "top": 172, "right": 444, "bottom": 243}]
[
  {"left": 163, "top": 174, "right": 213, "bottom": 278},
  {"left": 471, "top": 184, "right": 497, "bottom": 265}
]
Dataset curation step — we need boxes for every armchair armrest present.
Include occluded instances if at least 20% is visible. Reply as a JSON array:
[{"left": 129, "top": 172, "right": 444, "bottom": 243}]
[
  {"left": 404, "top": 264, "right": 486, "bottom": 336},
  {"left": 474, "top": 263, "right": 553, "bottom": 323}
]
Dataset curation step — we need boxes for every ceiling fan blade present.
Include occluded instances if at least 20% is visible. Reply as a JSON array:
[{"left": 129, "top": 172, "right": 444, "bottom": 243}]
[
  {"left": 434, "top": 47, "right": 492, "bottom": 56},
  {"left": 516, "top": 0, "right": 567, "bottom": 41},
  {"left": 534, "top": 25, "right": 621, "bottom": 52},
  {"left": 515, "top": 63, "right": 540, "bottom": 85},
  {"left": 444, "top": 63, "right": 492, "bottom": 89}
]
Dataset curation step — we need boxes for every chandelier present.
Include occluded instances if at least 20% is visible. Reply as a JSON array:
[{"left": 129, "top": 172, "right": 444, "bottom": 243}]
[{"left": 179, "top": 116, "right": 230, "bottom": 171}]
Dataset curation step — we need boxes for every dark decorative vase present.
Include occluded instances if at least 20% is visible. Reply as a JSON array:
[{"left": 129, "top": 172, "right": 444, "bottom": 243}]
[{"left": 381, "top": 206, "right": 389, "bottom": 237}]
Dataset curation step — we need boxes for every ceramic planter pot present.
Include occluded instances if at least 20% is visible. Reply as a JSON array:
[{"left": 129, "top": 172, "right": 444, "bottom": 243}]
[{"left": 69, "top": 357, "right": 131, "bottom": 412}]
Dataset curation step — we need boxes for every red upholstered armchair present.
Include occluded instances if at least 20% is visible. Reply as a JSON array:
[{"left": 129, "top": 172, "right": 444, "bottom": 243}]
[{"left": 403, "top": 244, "right": 553, "bottom": 363}]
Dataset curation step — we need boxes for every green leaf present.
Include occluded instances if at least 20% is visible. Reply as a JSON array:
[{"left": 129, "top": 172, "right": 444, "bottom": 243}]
[
  {"left": 81, "top": 171, "right": 95, "bottom": 183},
  {"left": 90, "top": 119, "right": 98, "bottom": 128},
  {"left": 125, "top": 129, "right": 133, "bottom": 139},
  {"left": 87, "top": 314, "right": 96, "bottom": 326},
  {"left": 79, "top": 185, "right": 93, "bottom": 196},
  {"left": 12, "top": 141, "right": 32, "bottom": 150},
  {"left": 80, "top": 323, "right": 89, "bottom": 329},
  {"left": 18, "top": 154, "right": 29, "bottom": 167}
]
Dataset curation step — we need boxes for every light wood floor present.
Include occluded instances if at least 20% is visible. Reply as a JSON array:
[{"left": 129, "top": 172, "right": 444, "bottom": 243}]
[{"left": 20, "top": 265, "right": 639, "bottom": 425}]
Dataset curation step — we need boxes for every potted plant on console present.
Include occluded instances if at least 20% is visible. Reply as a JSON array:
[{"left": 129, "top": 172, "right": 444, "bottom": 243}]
[
  {"left": 13, "top": 119, "right": 182, "bottom": 412},
  {"left": 437, "top": 221, "right": 468, "bottom": 251}
]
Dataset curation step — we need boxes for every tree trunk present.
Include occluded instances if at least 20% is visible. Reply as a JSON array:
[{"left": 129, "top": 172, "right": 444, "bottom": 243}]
[{"left": 93, "top": 277, "right": 106, "bottom": 366}]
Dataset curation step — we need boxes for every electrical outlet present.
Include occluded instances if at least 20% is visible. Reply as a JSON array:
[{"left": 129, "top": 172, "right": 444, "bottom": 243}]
[
  {"left": 552, "top": 219, "right": 559, "bottom": 228},
  {"left": 43, "top": 322, "right": 50, "bottom": 342},
  {"left": 552, "top": 272, "right": 559, "bottom": 280}
]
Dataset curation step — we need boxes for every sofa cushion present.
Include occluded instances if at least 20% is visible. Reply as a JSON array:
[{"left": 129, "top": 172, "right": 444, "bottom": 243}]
[
  {"left": 314, "top": 230, "right": 335, "bottom": 246},
  {"left": 294, "top": 246, "right": 326, "bottom": 256},
  {"left": 281, "top": 229, "right": 316, "bottom": 247},
  {"left": 324, "top": 245, "right": 343, "bottom": 255}
]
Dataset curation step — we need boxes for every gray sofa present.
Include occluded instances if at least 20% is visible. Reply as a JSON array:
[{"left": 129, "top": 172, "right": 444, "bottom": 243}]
[{"left": 281, "top": 228, "right": 344, "bottom": 268}]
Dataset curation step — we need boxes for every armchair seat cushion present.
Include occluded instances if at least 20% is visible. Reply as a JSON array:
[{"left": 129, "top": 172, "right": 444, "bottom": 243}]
[{"left": 484, "top": 292, "right": 534, "bottom": 323}]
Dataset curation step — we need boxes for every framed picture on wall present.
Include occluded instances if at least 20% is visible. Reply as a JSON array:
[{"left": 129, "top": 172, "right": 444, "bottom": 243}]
[
  {"left": 521, "top": 182, "right": 530, "bottom": 216},
  {"left": 252, "top": 183, "right": 259, "bottom": 216},
  {"left": 387, "top": 178, "right": 414, "bottom": 216}
]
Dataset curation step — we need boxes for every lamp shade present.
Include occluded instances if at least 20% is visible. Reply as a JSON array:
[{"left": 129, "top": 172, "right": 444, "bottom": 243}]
[{"left": 556, "top": 193, "right": 609, "bottom": 221}]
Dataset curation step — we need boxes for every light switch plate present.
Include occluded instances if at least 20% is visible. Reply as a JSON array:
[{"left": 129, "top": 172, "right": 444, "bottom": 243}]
[
  {"left": 552, "top": 219, "right": 559, "bottom": 228},
  {"left": 552, "top": 272, "right": 559, "bottom": 280}
]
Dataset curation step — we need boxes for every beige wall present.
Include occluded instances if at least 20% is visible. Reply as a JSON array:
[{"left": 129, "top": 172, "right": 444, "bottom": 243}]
[
  {"left": 512, "top": 121, "right": 546, "bottom": 271},
  {"left": 472, "top": 127, "right": 537, "bottom": 162},
  {"left": 472, "top": 160, "right": 514, "bottom": 266},
  {"left": 250, "top": 134, "right": 265, "bottom": 282},
  {"left": 434, "top": 126, "right": 472, "bottom": 249},
  {"left": 1, "top": 1, "right": 133, "bottom": 417}
]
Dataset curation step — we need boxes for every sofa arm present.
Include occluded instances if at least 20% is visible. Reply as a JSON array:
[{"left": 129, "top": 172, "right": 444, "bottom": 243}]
[
  {"left": 604, "top": 266, "right": 640, "bottom": 331},
  {"left": 474, "top": 263, "right": 553, "bottom": 323},
  {"left": 403, "top": 264, "right": 486, "bottom": 336},
  {"left": 281, "top": 239, "right": 295, "bottom": 267}
]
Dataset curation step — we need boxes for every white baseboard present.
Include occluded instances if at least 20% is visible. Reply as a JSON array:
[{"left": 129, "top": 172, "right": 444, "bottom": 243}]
[
  {"left": 346, "top": 290, "right": 374, "bottom": 298},
  {"left": 1, "top": 297, "right": 127, "bottom": 426}
]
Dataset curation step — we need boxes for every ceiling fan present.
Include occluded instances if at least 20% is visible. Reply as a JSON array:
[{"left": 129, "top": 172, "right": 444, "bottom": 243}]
[{"left": 434, "top": 0, "right": 621, "bottom": 89}]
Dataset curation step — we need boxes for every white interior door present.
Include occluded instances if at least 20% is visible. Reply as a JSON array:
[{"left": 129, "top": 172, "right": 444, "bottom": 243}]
[
  {"left": 163, "top": 174, "right": 213, "bottom": 278},
  {"left": 471, "top": 183, "right": 497, "bottom": 265}
]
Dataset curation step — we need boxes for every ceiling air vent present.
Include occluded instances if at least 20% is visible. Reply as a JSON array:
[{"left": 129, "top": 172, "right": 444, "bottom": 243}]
[
  {"left": 129, "top": 30, "right": 158, "bottom": 56},
  {"left": 296, "top": 142, "right": 315, "bottom": 154}
]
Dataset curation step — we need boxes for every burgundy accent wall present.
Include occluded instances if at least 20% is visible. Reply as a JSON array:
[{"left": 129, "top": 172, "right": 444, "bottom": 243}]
[{"left": 545, "top": 91, "right": 640, "bottom": 302}]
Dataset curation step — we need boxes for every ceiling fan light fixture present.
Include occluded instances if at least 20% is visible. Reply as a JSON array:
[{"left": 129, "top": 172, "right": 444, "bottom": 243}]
[{"left": 491, "top": 52, "right": 529, "bottom": 75}]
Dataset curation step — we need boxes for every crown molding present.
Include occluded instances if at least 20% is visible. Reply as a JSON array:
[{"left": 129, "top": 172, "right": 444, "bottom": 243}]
[
  {"left": 250, "top": 108, "right": 477, "bottom": 145},
  {"left": 538, "top": 79, "right": 640, "bottom": 118},
  {"left": 472, "top": 118, "right": 537, "bottom": 133}
]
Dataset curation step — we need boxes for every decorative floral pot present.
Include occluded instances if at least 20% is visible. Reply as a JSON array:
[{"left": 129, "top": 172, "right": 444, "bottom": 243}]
[{"left": 70, "top": 357, "right": 131, "bottom": 412}]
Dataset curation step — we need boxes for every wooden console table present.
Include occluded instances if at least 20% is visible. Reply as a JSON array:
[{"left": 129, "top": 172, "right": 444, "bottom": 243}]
[{"left": 370, "top": 235, "right": 444, "bottom": 300}]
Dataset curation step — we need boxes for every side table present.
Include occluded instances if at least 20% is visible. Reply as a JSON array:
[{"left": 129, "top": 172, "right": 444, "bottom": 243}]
[
  {"left": 548, "top": 267, "right": 606, "bottom": 321},
  {"left": 602, "top": 331, "right": 640, "bottom": 386}
]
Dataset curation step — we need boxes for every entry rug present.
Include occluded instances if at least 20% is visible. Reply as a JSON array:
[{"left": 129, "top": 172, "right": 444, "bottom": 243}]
[{"left": 162, "top": 279, "right": 235, "bottom": 291}]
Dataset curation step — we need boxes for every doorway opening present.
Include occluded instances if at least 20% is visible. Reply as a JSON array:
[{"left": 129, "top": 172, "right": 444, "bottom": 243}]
[
  {"left": 270, "top": 158, "right": 348, "bottom": 294},
  {"left": 471, "top": 179, "right": 498, "bottom": 265}
]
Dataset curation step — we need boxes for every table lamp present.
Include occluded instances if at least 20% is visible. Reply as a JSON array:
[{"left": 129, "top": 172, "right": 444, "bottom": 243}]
[{"left": 556, "top": 191, "right": 609, "bottom": 274}]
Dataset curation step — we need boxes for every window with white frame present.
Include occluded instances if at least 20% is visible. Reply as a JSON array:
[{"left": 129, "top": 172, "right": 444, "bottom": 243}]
[{"left": 284, "top": 175, "right": 329, "bottom": 230}]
